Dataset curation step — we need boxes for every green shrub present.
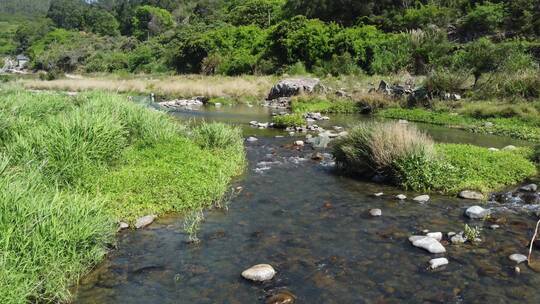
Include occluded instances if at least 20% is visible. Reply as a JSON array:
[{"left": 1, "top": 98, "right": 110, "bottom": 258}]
[
  {"left": 284, "top": 61, "right": 309, "bottom": 75},
  {"left": 460, "top": 2, "right": 506, "bottom": 36},
  {"left": 313, "top": 52, "right": 363, "bottom": 77},
  {"left": 192, "top": 123, "right": 244, "bottom": 150},
  {"left": 291, "top": 95, "right": 359, "bottom": 114},
  {"left": 424, "top": 68, "right": 471, "bottom": 94},
  {"left": 533, "top": 145, "right": 540, "bottom": 163},
  {"left": 272, "top": 113, "right": 305, "bottom": 128}
]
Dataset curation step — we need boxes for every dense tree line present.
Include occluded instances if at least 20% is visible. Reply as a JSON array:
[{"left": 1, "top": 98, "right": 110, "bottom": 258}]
[{"left": 2, "top": 0, "right": 540, "bottom": 78}]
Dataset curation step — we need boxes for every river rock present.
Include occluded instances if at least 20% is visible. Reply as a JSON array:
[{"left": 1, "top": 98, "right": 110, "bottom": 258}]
[
  {"left": 413, "top": 195, "right": 430, "bottom": 203},
  {"left": 374, "top": 192, "right": 384, "bottom": 197},
  {"left": 135, "top": 215, "right": 156, "bottom": 229},
  {"left": 268, "top": 78, "right": 321, "bottom": 100},
  {"left": 426, "top": 232, "right": 443, "bottom": 241},
  {"left": 396, "top": 194, "right": 407, "bottom": 200},
  {"left": 370, "top": 209, "right": 382, "bottom": 217},
  {"left": 294, "top": 140, "right": 304, "bottom": 147},
  {"left": 429, "top": 258, "right": 449, "bottom": 269},
  {"left": 459, "top": 190, "right": 484, "bottom": 200},
  {"left": 246, "top": 136, "right": 258, "bottom": 142},
  {"left": 265, "top": 291, "right": 296, "bottom": 304},
  {"left": 451, "top": 233, "right": 467, "bottom": 244},
  {"left": 465, "top": 206, "right": 490, "bottom": 219},
  {"left": 118, "top": 222, "right": 129, "bottom": 230},
  {"left": 520, "top": 184, "right": 538, "bottom": 192},
  {"left": 242, "top": 264, "right": 276, "bottom": 282},
  {"left": 509, "top": 254, "right": 527, "bottom": 264},
  {"left": 409, "top": 236, "right": 446, "bottom": 254}
]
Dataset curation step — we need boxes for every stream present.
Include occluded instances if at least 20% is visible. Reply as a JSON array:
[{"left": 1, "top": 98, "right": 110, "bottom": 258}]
[{"left": 75, "top": 104, "right": 539, "bottom": 303}]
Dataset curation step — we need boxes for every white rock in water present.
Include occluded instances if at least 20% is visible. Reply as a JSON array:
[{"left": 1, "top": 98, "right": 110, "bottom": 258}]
[
  {"left": 426, "top": 232, "right": 443, "bottom": 241},
  {"left": 294, "top": 140, "right": 304, "bottom": 146},
  {"left": 246, "top": 136, "right": 258, "bottom": 142},
  {"left": 409, "top": 236, "right": 446, "bottom": 254},
  {"left": 413, "top": 195, "right": 430, "bottom": 203},
  {"left": 458, "top": 190, "right": 484, "bottom": 200},
  {"left": 374, "top": 192, "right": 384, "bottom": 197},
  {"left": 241, "top": 264, "right": 276, "bottom": 282},
  {"left": 429, "top": 258, "right": 449, "bottom": 269},
  {"left": 451, "top": 234, "right": 467, "bottom": 244},
  {"left": 369, "top": 209, "right": 382, "bottom": 217},
  {"left": 509, "top": 254, "right": 527, "bottom": 264},
  {"left": 396, "top": 194, "right": 407, "bottom": 200},
  {"left": 465, "top": 206, "right": 490, "bottom": 219},
  {"left": 490, "top": 224, "right": 500, "bottom": 230},
  {"left": 135, "top": 215, "right": 156, "bottom": 229}
]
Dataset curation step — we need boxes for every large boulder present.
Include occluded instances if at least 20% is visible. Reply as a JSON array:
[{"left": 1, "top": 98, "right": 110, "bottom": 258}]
[{"left": 267, "top": 78, "right": 321, "bottom": 100}]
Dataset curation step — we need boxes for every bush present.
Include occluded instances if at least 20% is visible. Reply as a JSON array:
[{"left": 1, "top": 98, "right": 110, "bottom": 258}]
[
  {"left": 313, "top": 52, "right": 363, "bottom": 76},
  {"left": 192, "top": 122, "right": 244, "bottom": 150},
  {"left": 272, "top": 113, "right": 305, "bottom": 128},
  {"left": 460, "top": 2, "right": 506, "bottom": 37},
  {"left": 534, "top": 145, "right": 540, "bottom": 163},
  {"left": 475, "top": 70, "right": 540, "bottom": 100},
  {"left": 424, "top": 68, "right": 471, "bottom": 95},
  {"left": 333, "top": 122, "right": 435, "bottom": 177}
]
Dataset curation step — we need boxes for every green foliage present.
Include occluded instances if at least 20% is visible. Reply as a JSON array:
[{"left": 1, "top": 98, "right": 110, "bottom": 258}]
[
  {"left": 401, "top": 4, "right": 455, "bottom": 29},
  {"left": 132, "top": 5, "right": 174, "bottom": 41},
  {"left": 460, "top": 2, "right": 506, "bottom": 36},
  {"left": 192, "top": 122, "right": 244, "bottom": 150},
  {"left": 334, "top": 122, "right": 537, "bottom": 193},
  {"left": 0, "top": 88, "right": 246, "bottom": 302},
  {"left": 533, "top": 145, "right": 540, "bottom": 163},
  {"left": 226, "top": 0, "right": 284, "bottom": 27},
  {"left": 272, "top": 113, "right": 305, "bottom": 128},
  {"left": 424, "top": 68, "right": 470, "bottom": 94},
  {"left": 464, "top": 224, "right": 482, "bottom": 241},
  {"left": 370, "top": 33, "right": 412, "bottom": 74},
  {"left": 378, "top": 107, "right": 540, "bottom": 142},
  {"left": 313, "top": 52, "right": 363, "bottom": 76}
]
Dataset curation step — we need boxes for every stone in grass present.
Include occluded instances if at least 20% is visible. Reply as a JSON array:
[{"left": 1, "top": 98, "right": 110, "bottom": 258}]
[
  {"left": 135, "top": 215, "right": 156, "bottom": 229},
  {"left": 118, "top": 222, "right": 129, "bottom": 230},
  {"left": 409, "top": 236, "right": 446, "bottom": 254},
  {"left": 509, "top": 254, "right": 528, "bottom": 264},
  {"left": 465, "top": 206, "right": 490, "bottom": 219},
  {"left": 369, "top": 209, "right": 382, "bottom": 217},
  {"left": 413, "top": 195, "right": 430, "bottom": 203},
  {"left": 429, "top": 258, "right": 449, "bottom": 269},
  {"left": 459, "top": 190, "right": 484, "bottom": 201},
  {"left": 396, "top": 194, "right": 407, "bottom": 200},
  {"left": 242, "top": 264, "right": 276, "bottom": 282}
]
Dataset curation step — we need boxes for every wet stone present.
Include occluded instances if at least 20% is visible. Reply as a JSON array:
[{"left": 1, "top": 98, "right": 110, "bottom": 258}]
[
  {"left": 396, "top": 194, "right": 407, "bottom": 200},
  {"left": 459, "top": 190, "right": 484, "bottom": 200},
  {"left": 246, "top": 137, "right": 258, "bottom": 142},
  {"left": 241, "top": 264, "right": 276, "bottom": 282},
  {"left": 451, "top": 233, "right": 467, "bottom": 245},
  {"left": 370, "top": 209, "right": 382, "bottom": 217},
  {"left": 374, "top": 192, "right": 384, "bottom": 197},
  {"left": 135, "top": 215, "right": 156, "bottom": 229},
  {"left": 426, "top": 232, "right": 442, "bottom": 241},
  {"left": 509, "top": 254, "right": 527, "bottom": 264},
  {"left": 265, "top": 291, "right": 296, "bottom": 304},
  {"left": 429, "top": 258, "right": 449, "bottom": 269},
  {"left": 409, "top": 236, "right": 446, "bottom": 254},
  {"left": 413, "top": 195, "right": 430, "bottom": 203},
  {"left": 465, "top": 206, "right": 490, "bottom": 219}
]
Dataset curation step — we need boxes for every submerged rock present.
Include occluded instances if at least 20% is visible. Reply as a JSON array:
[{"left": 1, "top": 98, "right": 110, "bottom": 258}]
[
  {"left": 459, "top": 190, "right": 484, "bottom": 200},
  {"left": 509, "top": 254, "right": 527, "bottom": 264},
  {"left": 409, "top": 236, "right": 446, "bottom": 254},
  {"left": 413, "top": 195, "right": 430, "bottom": 203},
  {"left": 242, "top": 264, "right": 276, "bottom": 282},
  {"left": 374, "top": 192, "right": 384, "bottom": 197},
  {"left": 370, "top": 209, "right": 382, "bottom": 217},
  {"left": 266, "top": 291, "right": 296, "bottom": 304},
  {"left": 135, "top": 215, "right": 156, "bottom": 229},
  {"left": 429, "top": 258, "right": 449, "bottom": 269},
  {"left": 465, "top": 206, "right": 490, "bottom": 219}
]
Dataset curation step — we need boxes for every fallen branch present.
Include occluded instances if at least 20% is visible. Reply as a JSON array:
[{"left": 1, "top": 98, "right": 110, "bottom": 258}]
[{"left": 528, "top": 219, "right": 540, "bottom": 264}]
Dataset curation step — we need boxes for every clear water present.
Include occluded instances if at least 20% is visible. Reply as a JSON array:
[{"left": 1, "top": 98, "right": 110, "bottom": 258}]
[{"left": 74, "top": 105, "right": 539, "bottom": 303}]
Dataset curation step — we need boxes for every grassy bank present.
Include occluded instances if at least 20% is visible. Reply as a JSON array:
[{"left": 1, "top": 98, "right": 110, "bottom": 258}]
[
  {"left": 377, "top": 107, "right": 540, "bottom": 142},
  {"left": 333, "top": 122, "right": 537, "bottom": 194},
  {"left": 0, "top": 87, "right": 245, "bottom": 302}
]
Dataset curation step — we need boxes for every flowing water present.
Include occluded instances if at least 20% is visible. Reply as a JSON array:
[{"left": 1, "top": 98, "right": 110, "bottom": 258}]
[{"left": 75, "top": 105, "right": 539, "bottom": 303}]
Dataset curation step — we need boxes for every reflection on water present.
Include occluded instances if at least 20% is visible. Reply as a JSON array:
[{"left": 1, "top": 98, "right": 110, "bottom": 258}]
[{"left": 75, "top": 105, "right": 539, "bottom": 303}]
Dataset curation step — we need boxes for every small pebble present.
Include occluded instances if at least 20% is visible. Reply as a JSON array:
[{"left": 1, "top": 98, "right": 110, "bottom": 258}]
[
  {"left": 429, "top": 258, "right": 449, "bottom": 269},
  {"left": 515, "top": 266, "right": 521, "bottom": 274},
  {"left": 294, "top": 140, "right": 304, "bottom": 146},
  {"left": 396, "top": 194, "right": 407, "bottom": 200},
  {"left": 413, "top": 195, "right": 430, "bottom": 203},
  {"left": 490, "top": 224, "right": 500, "bottom": 230},
  {"left": 374, "top": 192, "right": 384, "bottom": 197}
]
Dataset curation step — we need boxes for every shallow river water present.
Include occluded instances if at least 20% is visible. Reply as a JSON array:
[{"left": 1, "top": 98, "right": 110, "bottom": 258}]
[{"left": 75, "top": 105, "right": 539, "bottom": 303}]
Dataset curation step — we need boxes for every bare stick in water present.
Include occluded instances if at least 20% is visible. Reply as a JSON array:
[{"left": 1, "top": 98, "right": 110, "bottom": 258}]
[{"left": 528, "top": 219, "right": 540, "bottom": 263}]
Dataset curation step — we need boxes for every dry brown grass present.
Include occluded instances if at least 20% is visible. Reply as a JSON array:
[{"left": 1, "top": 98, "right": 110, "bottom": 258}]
[{"left": 20, "top": 75, "right": 276, "bottom": 98}]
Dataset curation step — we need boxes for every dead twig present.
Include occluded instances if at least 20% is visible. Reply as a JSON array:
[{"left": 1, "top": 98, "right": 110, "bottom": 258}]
[{"left": 527, "top": 219, "right": 540, "bottom": 264}]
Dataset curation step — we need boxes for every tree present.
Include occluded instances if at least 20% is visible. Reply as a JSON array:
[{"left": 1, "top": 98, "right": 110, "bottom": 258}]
[
  {"left": 47, "top": 0, "right": 86, "bottom": 30},
  {"left": 225, "top": 0, "right": 284, "bottom": 28},
  {"left": 84, "top": 8, "right": 120, "bottom": 36},
  {"left": 459, "top": 2, "right": 506, "bottom": 39},
  {"left": 132, "top": 5, "right": 174, "bottom": 40}
]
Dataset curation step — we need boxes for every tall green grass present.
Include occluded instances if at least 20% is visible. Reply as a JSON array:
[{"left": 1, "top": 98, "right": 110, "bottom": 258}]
[{"left": 0, "top": 88, "right": 246, "bottom": 302}]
